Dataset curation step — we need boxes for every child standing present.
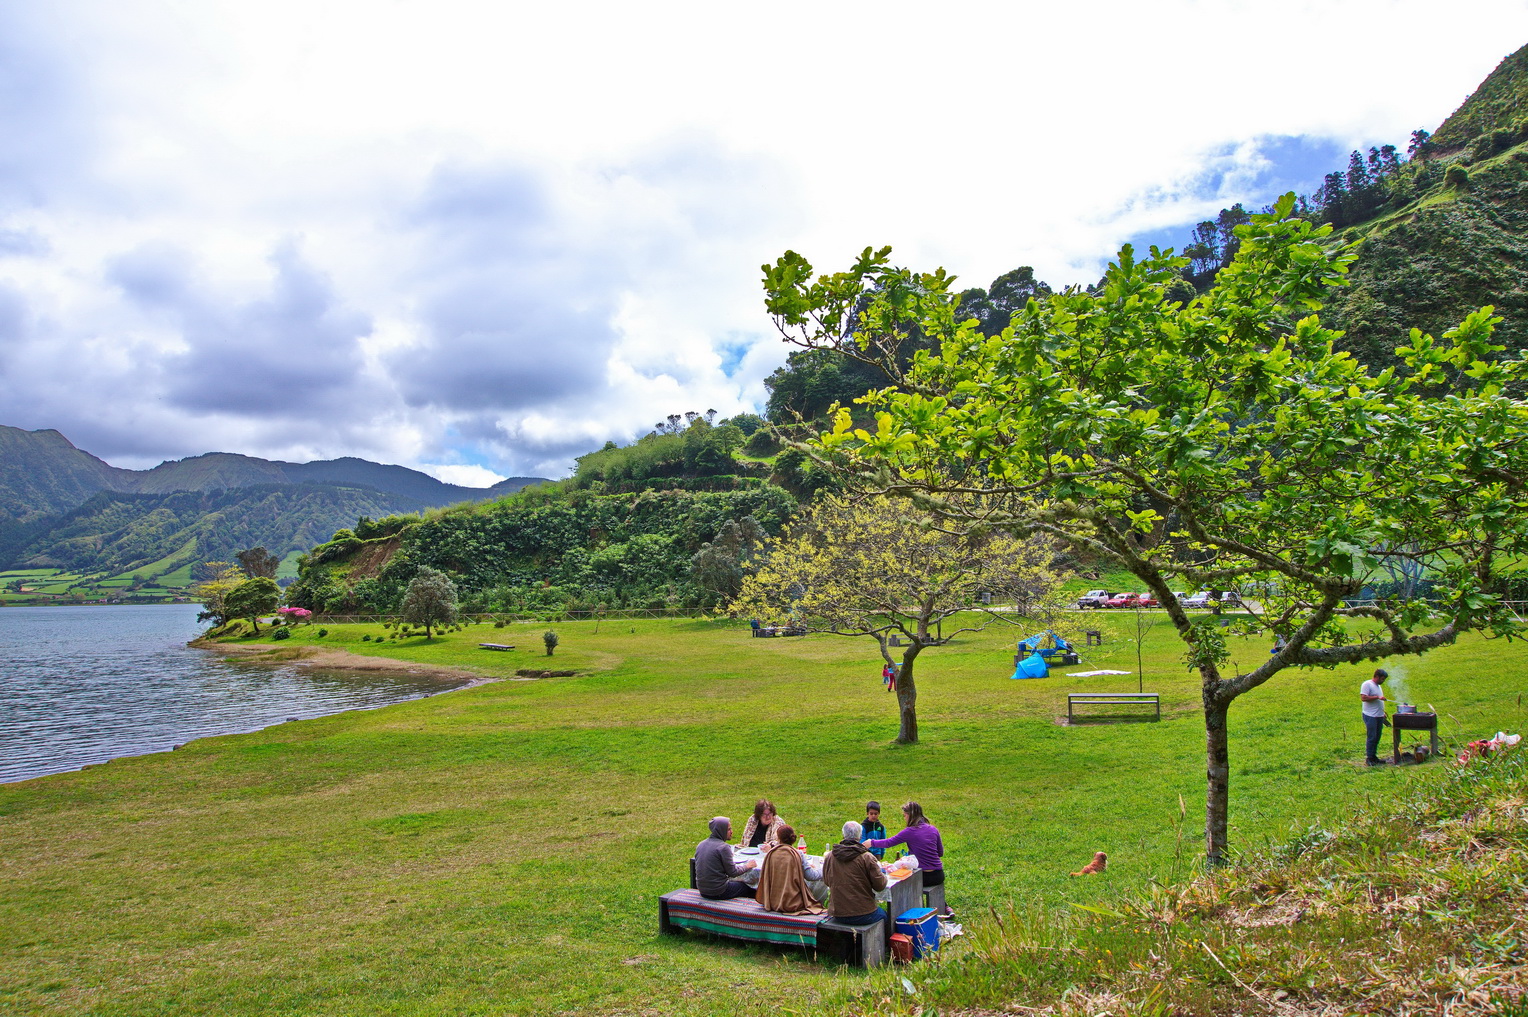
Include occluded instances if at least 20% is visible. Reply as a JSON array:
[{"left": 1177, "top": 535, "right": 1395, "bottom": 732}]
[{"left": 862, "top": 801, "right": 887, "bottom": 859}]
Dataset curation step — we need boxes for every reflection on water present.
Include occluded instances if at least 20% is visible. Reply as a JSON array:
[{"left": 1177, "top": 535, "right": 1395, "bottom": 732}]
[{"left": 0, "top": 604, "right": 468, "bottom": 783}]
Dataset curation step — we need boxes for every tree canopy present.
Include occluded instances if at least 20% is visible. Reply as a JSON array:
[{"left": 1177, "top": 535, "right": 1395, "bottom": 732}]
[
  {"left": 223, "top": 577, "right": 281, "bottom": 635},
  {"left": 733, "top": 493, "right": 1065, "bottom": 743},
  {"left": 401, "top": 566, "right": 459, "bottom": 639},
  {"left": 762, "top": 194, "right": 1528, "bottom": 864}
]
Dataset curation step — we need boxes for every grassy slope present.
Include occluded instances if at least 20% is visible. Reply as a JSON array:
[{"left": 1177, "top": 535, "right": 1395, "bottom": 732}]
[{"left": 2, "top": 615, "right": 1524, "bottom": 1015}]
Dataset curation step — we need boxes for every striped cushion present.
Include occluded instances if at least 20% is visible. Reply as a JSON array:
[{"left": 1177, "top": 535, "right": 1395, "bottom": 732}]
[{"left": 661, "top": 889, "right": 821, "bottom": 946}]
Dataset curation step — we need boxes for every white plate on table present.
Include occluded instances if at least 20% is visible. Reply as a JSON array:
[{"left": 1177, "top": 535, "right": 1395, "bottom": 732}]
[{"left": 736, "top": 847, "right": 761, "bottom": 856}]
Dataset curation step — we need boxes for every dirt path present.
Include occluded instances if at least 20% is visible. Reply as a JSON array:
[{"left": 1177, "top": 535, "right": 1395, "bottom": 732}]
[{"left": 189, "top": 640, "right": 498, "bottom": 688}]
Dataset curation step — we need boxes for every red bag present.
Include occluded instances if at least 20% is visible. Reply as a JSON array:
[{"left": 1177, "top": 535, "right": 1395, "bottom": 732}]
[{"left": 890, "top": 933, "right": 914, "bottom": 963}]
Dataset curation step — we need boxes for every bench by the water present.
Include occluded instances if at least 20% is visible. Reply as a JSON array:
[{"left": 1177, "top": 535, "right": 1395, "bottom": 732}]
[
  {"left": 658, "top": 890, "right": 887, "bottom": 966},
  {"left": 1067, "top": 692, "right": 1160, "bottom": 723},
  {"left": 478, "top": 643, "right": 516, "bottom": 651}
]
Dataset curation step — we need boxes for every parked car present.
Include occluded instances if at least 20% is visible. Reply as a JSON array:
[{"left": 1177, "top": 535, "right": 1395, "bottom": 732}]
[
  {"left": 1183, "top": 589, "right": 1242, "bottom": 609},
  {"left": 1105, "top": 592, "right": 1142, "bottom": 609},
  {"left": 1136, "top": 592, "right": 1159, "bottom": 608},
  {"left": 1075, "top": 589, "right": 1111, "bottom": 609}
]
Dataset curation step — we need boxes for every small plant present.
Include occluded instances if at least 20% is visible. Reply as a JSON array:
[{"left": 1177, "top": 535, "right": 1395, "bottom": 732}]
[
  {"left": 316, "top": 628, "right": 328, "bottom": 638},
  {"left": 543, "top": 630, "right": 559, "bottom": 656},
  {"left": 494, "top": 619, "right": 506, "bottom": 628},
  {"left": 271, "top": 628, "right": 291, "bottom": 641},
  {"left": 361, "top": 634, "right": 372, "bottom": 641}
]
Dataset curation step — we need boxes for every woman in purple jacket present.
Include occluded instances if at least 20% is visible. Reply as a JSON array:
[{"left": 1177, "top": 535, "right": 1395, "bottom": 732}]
[{"left": 866, "top": 801, "right": 949, "bottom": 913}]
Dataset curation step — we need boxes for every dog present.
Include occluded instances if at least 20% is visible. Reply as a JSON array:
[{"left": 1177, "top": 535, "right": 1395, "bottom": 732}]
[{"left": 1070, "top": 851, "right": 1107, "bottom": 876}]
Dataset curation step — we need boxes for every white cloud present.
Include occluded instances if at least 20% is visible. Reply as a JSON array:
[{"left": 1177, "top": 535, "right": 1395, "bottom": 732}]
[{"left": 1, "top": 0, "right": 1526, "bottom": 476}]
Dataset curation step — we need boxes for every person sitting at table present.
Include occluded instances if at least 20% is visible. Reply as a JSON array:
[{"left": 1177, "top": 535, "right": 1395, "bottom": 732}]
[
  {"left": 739, "top": 799, "right": 786, "bottom": 848},
  {"left": 694, "top": 816, "right": 756, "bottom": 900},
  {"left": 756, "top": 824, "right": 825, "bottom": 914},
  {"left": 822, "top": 820, "right": 888, "bottom": 927},
  {"left": 866, "top": 800, "right": 949, "bottom": 914}
]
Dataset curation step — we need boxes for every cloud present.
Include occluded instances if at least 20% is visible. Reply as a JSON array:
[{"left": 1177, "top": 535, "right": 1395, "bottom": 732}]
[{"left": 2, "top": 0, "right": 1528, "bottom": 480}]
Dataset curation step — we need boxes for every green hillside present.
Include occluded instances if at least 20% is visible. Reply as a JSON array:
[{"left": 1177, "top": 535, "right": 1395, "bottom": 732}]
[{"left": 16, "top": 485, "right": 427, "bottom": 583}]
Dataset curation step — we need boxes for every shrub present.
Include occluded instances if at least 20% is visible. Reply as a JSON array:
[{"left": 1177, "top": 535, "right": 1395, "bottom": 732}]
[
  {"left": 271, "top": 628, "right": 291, "bottom": 641},
  {"left": 361, "top": 634, "right": 372, "bottom": 641},
  {"left": 543, "top": 630, "right": 560, "bottom": 656},
  {"left": 494, "top": 619, "right": 506, "bottom": 628},
  {"left": 317, "top": 628, "right": 328, "bottom": 638},
  {"left": 1445, "top": 163, "right": 1471, "bottom": 188}
]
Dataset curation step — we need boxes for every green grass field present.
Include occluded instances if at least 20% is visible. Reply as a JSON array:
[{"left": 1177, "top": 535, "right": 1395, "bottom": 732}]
[{"left": 2, "top": 612, "right": 1524, "bottom": 1015}]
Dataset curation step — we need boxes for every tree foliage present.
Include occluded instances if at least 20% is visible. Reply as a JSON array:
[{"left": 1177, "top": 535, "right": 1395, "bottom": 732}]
[
  {"left": 400, "top": 566, "right": 459, "bottom": 639},
  {"left": 223, "top": 577, "right": 281, "bottom": 635},
  {"left": 236, "top": 546, "right": 280, "bottom": 579},
  {"left": 762, "top": 195, "right": 1528, "bottom": 863},
  {"left": 733, "top": 493, "right": 1066, "bottom": 744},
  {"left": 192, "top": 561, "right": 246, "bottom": 627}
]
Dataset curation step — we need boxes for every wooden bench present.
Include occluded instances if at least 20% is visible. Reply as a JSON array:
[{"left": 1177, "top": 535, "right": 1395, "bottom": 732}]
[
  {"left": 477, "top": 643, "right": 516, "bottom": 651},
  {"left": 1067, "top": 692, "right": 1160, "bottom": 723},
  {"left": 658, "top": 890, "right": 887, "bottom": 966}
]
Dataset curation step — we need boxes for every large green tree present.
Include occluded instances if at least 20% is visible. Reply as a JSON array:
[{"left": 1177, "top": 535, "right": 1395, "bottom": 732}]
[
  {"left": 761, "top": 195, "right": 1528, "bottom": 865},
  {"left": 223, "top": 577, "right": 281, "bottom": 635},
  {"left": 733, "top": 493, "right": 1065, "bottom": 744},
  {"left": 401, "top": 566, "right": 459, "bottom": 640}
]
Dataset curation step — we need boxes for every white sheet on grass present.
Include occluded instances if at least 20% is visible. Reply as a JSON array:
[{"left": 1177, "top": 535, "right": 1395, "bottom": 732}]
[{"left": 1065, "top": 670, "right": 1131, "bottom": 677}]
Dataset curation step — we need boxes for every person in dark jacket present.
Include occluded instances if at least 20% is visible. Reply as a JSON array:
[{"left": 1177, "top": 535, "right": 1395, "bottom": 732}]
[
  {"left": 862, "top": 801, "right": 887, "bottom": 859},
  {"left": 694, "top": 816, "right": 756, "bottom": 899},
  {"left": 821, "top": 820, "right": 888, "bottom": 925}
]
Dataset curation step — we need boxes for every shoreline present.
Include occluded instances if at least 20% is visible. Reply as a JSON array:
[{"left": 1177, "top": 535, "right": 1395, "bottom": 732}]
[
  {"left": 189, "top": 638, "right": 500, "bottom": 689},
  {"left": 3, "top": 642, "right": 499, "bottom": 786}
]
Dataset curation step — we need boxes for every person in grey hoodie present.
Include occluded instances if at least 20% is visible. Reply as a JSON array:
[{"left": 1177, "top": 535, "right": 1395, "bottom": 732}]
[
  {"left": 821, "top": 820, "right": 888, "bottom": 925},
  {"left": 694, "top": 816, "right": 757, "bottom": 900}
]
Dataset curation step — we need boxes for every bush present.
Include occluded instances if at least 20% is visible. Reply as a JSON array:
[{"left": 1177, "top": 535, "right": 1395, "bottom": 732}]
[
  {"left": 494, "top": 619, "right": 506, "bottom": 628},
  {"left": 361, "top": 634, "right": 372, "bottom": 641},
  {"left": 317, "top": 628, "right": 328, "bottom": 638},
  {"left": 1445, "top": 163, "right": 1471, "bottom": 189},
  {"left": 271, "top": 628, "right": 291, "bottom": 641},
  {"left": 543, "top": 629, "right": 560, "bottom": 656}
]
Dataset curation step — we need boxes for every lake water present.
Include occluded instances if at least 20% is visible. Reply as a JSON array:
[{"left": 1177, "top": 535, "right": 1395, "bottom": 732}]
[{"left": 0, "top": 604, "right": 469, "bottom": 784}]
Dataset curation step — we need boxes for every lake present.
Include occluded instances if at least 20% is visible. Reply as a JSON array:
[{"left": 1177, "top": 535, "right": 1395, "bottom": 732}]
[{"left": 0, "top": 604, "right": 469, "bottom": 783}]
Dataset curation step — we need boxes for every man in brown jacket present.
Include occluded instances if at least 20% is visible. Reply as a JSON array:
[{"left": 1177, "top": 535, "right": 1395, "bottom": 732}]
[{"left": 822, "top": 820, "right": 888, "bottom": 927}]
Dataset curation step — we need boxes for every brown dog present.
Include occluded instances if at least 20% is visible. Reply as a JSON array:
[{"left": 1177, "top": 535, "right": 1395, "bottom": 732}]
[{"left": 1070, "top": 851, "right": 1107, "bottom": 876}]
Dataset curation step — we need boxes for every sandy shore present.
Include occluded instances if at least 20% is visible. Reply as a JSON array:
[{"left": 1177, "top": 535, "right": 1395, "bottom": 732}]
[{"left": 189, "top": 639, "right": 497, "bottom": 688}]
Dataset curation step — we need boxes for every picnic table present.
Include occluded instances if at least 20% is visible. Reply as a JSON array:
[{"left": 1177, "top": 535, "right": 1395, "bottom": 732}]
[{"left": 730, "top": 846, "right": 924, "bottom": 917}]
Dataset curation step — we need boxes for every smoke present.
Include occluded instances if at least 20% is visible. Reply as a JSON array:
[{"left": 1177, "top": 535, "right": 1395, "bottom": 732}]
[{"left": 1383, "top": 662, "right": 1412, "bottom": 707}]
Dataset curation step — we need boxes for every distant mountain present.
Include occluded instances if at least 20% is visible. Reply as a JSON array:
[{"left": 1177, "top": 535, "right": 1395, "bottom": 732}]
[
  {"left": 18, "top": 485, "right": 427, "bottom": 579},
  {"left": 0, "top": 425, "right": 549, "bottom": 571}
]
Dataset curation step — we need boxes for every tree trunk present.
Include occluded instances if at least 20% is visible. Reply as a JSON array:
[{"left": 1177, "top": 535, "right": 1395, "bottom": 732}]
[
  {"left": 896, "top": 646, "right": 921, "bottom": 744},
  {"left": 1204, "top": 699, "right": 1231, "bottom": 867}
]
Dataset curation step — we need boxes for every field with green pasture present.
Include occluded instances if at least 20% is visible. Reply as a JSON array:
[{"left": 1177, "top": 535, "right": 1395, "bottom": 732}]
[
  {"left": 0, "top": 567, "right": 189, "bottom": 604},
  {"left": 2, "top": 611, "right": 1524, "bottom": 1015}
]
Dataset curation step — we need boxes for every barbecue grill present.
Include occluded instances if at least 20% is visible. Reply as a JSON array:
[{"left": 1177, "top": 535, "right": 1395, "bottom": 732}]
[{"left": 1391, "top": 710, "right": 1439, "bottom": 764}]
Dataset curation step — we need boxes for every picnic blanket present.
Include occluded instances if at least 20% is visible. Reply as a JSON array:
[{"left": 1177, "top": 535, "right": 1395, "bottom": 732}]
[{"left": 662, "top": 889, "right": 821, "bottom": 945}]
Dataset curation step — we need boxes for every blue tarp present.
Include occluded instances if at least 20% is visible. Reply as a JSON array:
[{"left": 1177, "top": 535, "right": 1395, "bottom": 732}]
[{"left": 1010, "top": 651, "right": 1049, "bottom": 679}]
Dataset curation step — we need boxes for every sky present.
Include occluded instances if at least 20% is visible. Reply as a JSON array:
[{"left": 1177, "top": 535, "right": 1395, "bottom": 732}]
[{"left": 2, "top": 1, "right": 1526, "bottom": 484}]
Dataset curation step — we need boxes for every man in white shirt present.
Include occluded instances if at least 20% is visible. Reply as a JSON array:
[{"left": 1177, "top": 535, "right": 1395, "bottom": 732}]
[{"left": 1360, "top": 668, "right": 1389, "bottom": 766}]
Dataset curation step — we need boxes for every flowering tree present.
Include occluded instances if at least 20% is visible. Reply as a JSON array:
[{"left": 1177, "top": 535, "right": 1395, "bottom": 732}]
[
  {"left": 732, "top": 493, "right": 1065, "bottom": 744},
  {"left": 761, "top": 195, "right": 1528, "bottom": 864}
]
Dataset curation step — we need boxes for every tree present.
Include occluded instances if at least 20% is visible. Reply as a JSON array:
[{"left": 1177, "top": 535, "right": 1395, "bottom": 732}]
[
  {"left": 543, "top": 629, "right": 559, "bottom": 656},
  {"left": 690, "top": 516, "right": 768, "bottom": 605},
  {"left": 224, "top": 577, "right": 281, "bottom": 634},
  {"left": 236, "top": 546, "right": 281, "bottom": 580},
  {"left": 400, "top": 566, "right": 459, "bottom": 640},
  {"left": 761, "top": 195, "right": 1528, "bottom": 865},
  {"left": 732, "top": 493, "right": 1066, "bottom": 744},
  {"left": 192, "top": 561, "right": 246, "bottom": 627}
]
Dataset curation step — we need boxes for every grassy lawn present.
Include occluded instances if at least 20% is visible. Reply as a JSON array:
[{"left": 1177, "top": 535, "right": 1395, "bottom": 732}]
[{"left": 2, "top": 612, "right": 1524, "bottom": 1015}]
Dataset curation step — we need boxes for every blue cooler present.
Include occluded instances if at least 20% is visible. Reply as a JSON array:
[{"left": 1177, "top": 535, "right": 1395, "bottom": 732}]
[{"left": 894, "top": 907, "right": 940, "bottom": 959}]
